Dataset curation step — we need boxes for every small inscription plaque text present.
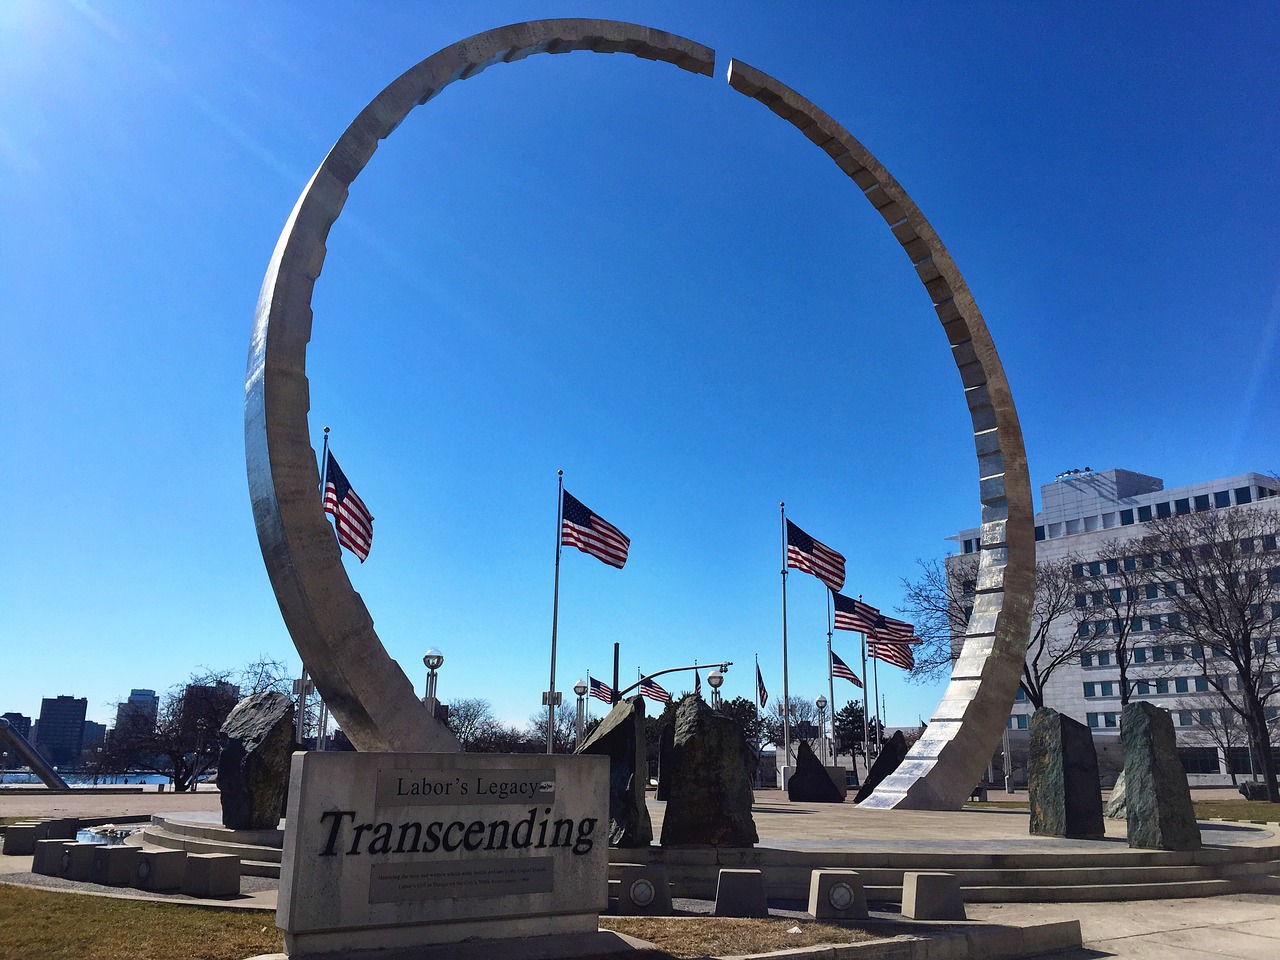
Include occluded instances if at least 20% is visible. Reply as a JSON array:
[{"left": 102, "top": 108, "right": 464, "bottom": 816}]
[{"left": 369, "top": 857, "right": 554, "bottom": 903}]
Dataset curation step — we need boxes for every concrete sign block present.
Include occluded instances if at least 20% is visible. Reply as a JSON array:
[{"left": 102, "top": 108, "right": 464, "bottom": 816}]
[
  {"left": 277, "top": 752, "right": 609, "bottom": 957},
  {"left": 808, "top": 869, "right": 867, "bottom": 920},
  {"left": 31, "top": 839, "right": 73, "bottom": 876},
  {"left": 183, "top": 853, "right": 241, "bottom": 897}
]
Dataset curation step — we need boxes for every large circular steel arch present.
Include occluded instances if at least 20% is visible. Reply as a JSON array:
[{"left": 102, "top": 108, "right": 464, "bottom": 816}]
[{"left": 245, "top": 19, "right": 1033, "bottom": 809}]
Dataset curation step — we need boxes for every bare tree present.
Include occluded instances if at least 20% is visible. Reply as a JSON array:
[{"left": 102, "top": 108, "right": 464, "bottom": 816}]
[
  {"left": 1074, "top": 540, "right": 1150, "bottom": 707},
  {"left": 525, "top": 704, "right": 578, "bottom": 754},
  {"left": 898, "top": 555, "right": 978, "bottom": 683},
  {"left": 1173, "top": 699, "right": 1249, "bottom": 787},
  {"left": 1021, "top": 558, "right": 1096, "bottom": 709},
  {"left": 446, "top": 698, "right": 498, "bottom": 751},
  {"left": 1140, "top": 505, "right": 1280, "bottom": 801}
]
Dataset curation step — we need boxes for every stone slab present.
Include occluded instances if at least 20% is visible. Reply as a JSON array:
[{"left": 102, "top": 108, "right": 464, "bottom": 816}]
[
  {"left": 134, "top": 848, "right": 187, "bottom": 891},
  {"left": 902, "top": 871, "right": 966, "bottom": 920},
  {"left": 58, "top": 841, "right": 99, "bottom": 881},
  {"left": 612, "top": 863, "right": 672, "bottom": 916},
  {"left": 31, "top": 839, "right": 73, "bottom": 876},
  {"left": 714, "top": 868, "right": 768, "bottom": 917},
  {"left": 277, "top": 751, "right": 609, "bottom": 958},
  {"left": 1122, "top": 702, "right": 1201, "bottom": 851},
  {"left": 807, "top": 869, "right": 868, "bottom": 920},
  {"left": 183, "top": 852, "right": 241, "bottom": 897},
  {"left": 90, "top": 844, "right": 142, "bottom": 886}
]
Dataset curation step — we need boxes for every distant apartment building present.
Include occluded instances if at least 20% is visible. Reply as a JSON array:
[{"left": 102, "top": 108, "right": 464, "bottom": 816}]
[
  {"left": 114, "top": 688, "right": 159, "bottom": 736},
  {"left": 950, "top": 469, "right": 1280, "bottom": 785},
  {"left": 1, "top": 713, "right": 33, "bottom": 768},
  {"left": 34, "top": 695, "right": 88, "bottom": 768}
]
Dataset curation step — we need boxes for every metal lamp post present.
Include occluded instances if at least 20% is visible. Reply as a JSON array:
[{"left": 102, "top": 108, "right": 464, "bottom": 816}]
[
  {"left": 815, "top": 695, "right": 828, "bottom": 765},
  {"left": 707, "top": 668, "right": 724, "bottom": 708},
  {"left": 423, "top": 648, "right": 444, "bottom": 718},
  {"left": 573, "top": 679, "right": 588, "bottom": 748}
]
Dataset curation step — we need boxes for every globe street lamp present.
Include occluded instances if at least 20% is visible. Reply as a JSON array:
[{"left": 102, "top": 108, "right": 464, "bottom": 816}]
[
  {"left": 573, "top": 679, "right": 588, "bottom": 747},
  {"left": 707, "top": 668, "right": 724, "bottom": 708},
  {"left": 815, "top": 695, "right": 829, "bottom": 765},
  {"left": 423, "top": 648, "right": 445, "bottom": 717}
]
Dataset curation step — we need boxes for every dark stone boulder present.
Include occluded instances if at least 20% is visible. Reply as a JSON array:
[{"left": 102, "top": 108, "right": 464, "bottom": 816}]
[
  {"left": 576, "top": 696, "right": 652, "bottom": 847},
  {"left": 1121, "top": 701, "right": 1201, "bottom": 850},
  {"left": 216, "top": 691, "right": 295, "bottom": 830},
  {"left": 1105, "top": 770, "right": 1127, "bottom": 819},
  {"left": 854, "top": 730, "right": 908, "bottom": 804},
  {"left": 1027, "top": 708, "right": 1105, "bottom": 839},
  {"left": 787, "top": 740, "right": 843, "bottom": 803},
  {"left": 660, "top": 697, "right": 758, "bottom": 847}
]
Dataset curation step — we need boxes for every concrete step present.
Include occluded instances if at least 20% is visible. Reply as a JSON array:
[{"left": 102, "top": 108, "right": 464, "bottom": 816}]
[{"left": 138, "top": 825, "right": 281, "bottom": 863}]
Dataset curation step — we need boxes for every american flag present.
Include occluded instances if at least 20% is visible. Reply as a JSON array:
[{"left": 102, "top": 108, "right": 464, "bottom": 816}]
[
  {"left": 785, "top": 520, "right": 845, "bottom": 592},
  {"left": 756, "top": 663, "right": 768, "bottom": 708},
  {"left": 868, "top": 640, "right": 915, "bottom": 671},
  {"left": 830, "top": 649, "right": 863, "bottom": 688},
  {"left": 588, "top": 676, "right": 614, "bottom": 704},
  {"left": 832, "top": 592, "right": 879, "bottom": 633},
  {"left": 561, "top": 490, "right": 630, "bottom": 569},
  {"left": 694, "top": 668, "right": 702, "bottom": 698},
  {"left": 323, "top": 451, "right": 373, "bottom": 562},
  {"left": 870, "top": 613, "right": 917, "bottom": 643},
  {"left": 639, "top": 677, "right": 671, "bottom": 703}
]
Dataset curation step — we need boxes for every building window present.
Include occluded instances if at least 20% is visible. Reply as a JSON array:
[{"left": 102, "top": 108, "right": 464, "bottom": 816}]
[
  {"left": 1103, "top": 713, "right": 1118, "bottom": 728},
  {"left": 1155, "top": 679, "right": 1170, "bottom": 694},
  {"left": 1096, "top": 651, "right": 1112, "bottom": 666},
  {"left": 1215, "top": 491, "right": 1231, "bottom": 508},
  {"left": 1235, "top": 486, "right": 1253, "bottom": 505},
  {"left": 1106, "top": 559, "right": 1119, "bottom": 574},
  {"left": 1180, "top": 747, "right": 1219, "bottom": 774},
  {"left": 1145, "top": 584, "right": 1159, "bottom": 600},
  {"left": 1014, "top": 687, "right": 1027, "bottom": 701},
  {"left": 1194, "top": 676, "right": 1209, "bottom": 692},
  {"left": 1150, "top": 616, "right": 1163, "bottom": 632},
  {"left": 1132, "top": 617, "right": 1144, "bottom": 632},
  {"left": 1156, "top": 502, "right": 1172, "bottom": 519},
  {"left": 1134, "top": 680, "right": 1151, "bottom": 695},
  {"left": 1124, "top": 555, "right": 1137, "bottom": 571},
  {"left": 1177, "top": 710, "right": 1193, "bottom": 726},
  {"left": 1087, "top": 713, "right": 1100, "bottom": 728},
  {"left": 1089, "top": 561, "right": 1102, "bottom": 576},
  {"left": 1175, "top": 498, "right": 1190, "bottom": 515},
  {"left": 1174, "top": 677, "right": 1189, "bottom": 693},
  {"left": 1194, "top": 494, "right": 1211, "bottom": 512},
  {"left": 1016, "top": 715, "right": 1029, "bottom": 730},
  {"left": 1120, "top": 508, "right": 1135, "bottom": 525},
  {"left": 1084, "top": 682, "right": 1097, "bottom": 698},
  {"left": 1171, "top": 645, "right": 1185, "bottom": 661},
  {"left": 1138, "top": 505, "right": 1153, "bottom": 522},
  {"left": 1133, "top": 647, "right": 1147, "bottom": 663},
  {"left": 1035, "top": 525, "right": 1045, "bottom": 541},
  {"left": 1072, "top": 562, "right": 1084, "bottom": 579},
  {"left": 1100, "top": 681, "right": 1116, "bottom": 697}
]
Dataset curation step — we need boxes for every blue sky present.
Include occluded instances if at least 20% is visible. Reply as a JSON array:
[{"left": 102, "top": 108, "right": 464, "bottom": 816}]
[{"left": 2, "top": 2, "right": 1277, "bottom": 734}]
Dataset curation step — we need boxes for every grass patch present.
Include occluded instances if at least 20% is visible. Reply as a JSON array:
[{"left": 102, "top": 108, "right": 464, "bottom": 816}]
[
  {"left": 0, "top": 884, "right": 281, "bottom": 960},
  {"left": 600, "top": 916, "right": 881, "bottom": 958},
  {"left": 1193, "top": 799, "right": 1279, "bottom": 820}
]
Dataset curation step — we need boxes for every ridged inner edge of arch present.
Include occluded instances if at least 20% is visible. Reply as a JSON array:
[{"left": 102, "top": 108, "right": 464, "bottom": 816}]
[
  {"left": 726, "top": 59, "right": 1035, "bottom": 810},
  {"left": 245, "top": 21, "right": 716, "bottom": 753}
]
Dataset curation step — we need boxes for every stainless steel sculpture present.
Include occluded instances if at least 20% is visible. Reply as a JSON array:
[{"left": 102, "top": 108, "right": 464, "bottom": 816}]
[{"left": 245, "top": 19, "right": 1033, "bottom": 808}]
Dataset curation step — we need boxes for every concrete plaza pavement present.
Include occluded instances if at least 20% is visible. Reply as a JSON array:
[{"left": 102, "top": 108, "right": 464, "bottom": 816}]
[{"left": 4, "top": 785, "right": 1280, "bottom": 959}]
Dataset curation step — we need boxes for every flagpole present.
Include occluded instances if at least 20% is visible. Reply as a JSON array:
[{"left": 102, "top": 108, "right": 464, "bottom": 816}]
[
  {"left": 547, "top": 470, "right": 564, "bottom": 754},
  {"left": 872, "top": 649, "right": 882, "bottom": 755},
  {"left": 826, "top": 591, "right": 836, "bottom": 764},
  {"left": 299, "top": 426, "right": 335, "bottom": 747},
  {"left": 858, "top": 594, "right": 869, "bottom": 767},
  {"left": 779, "top": 502, "right": 791, "bottom": 775}
]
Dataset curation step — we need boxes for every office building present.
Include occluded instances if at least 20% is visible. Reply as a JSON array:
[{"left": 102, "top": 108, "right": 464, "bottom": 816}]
[
  {"left": 34, "top": 695, "right": 88, "bottom": 769},
  {"left": 950, "top": 469, "right": 1280, "bottom": 785},
  {"left": 114, "top": 688, "right": 159, "bottom": 736}
]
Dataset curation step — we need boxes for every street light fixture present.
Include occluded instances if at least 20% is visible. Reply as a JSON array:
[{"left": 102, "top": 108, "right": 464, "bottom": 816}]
[
  {"left": 573, "top": 679, "right": 588, "bottom": 747},
  {"left": 815, "top": 695, "right": 829, "bottom": 765},
  {"left": 423, "top": 648, "right": 445, "bottom": 715},
  {"left": 707, "top": 668, "right": 724, "bottom": 708}
]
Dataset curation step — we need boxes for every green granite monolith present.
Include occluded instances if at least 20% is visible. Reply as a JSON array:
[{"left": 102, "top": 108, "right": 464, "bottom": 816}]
[
  {"left": 660, "top": 696, "right": 757, "bottom": 847},
  {"left": 576, "top": 695, "right": 652, "bottom": 847},
  {"left": 1027, "top": 708, "right": 1105, "bottom": 839},
  {"left": 1121, "top": 701, "right": 1201, "bottom": 850}
]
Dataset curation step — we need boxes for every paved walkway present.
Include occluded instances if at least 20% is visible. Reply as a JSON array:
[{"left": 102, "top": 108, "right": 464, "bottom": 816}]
[{"left": 972, "top": 894, "right": 1280, "bottom": 959}]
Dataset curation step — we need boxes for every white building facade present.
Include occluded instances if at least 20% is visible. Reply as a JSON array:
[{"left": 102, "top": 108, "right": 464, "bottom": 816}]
[{"left": 950, "top": 468, "right": 1280, "bottom": 786}]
